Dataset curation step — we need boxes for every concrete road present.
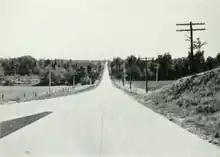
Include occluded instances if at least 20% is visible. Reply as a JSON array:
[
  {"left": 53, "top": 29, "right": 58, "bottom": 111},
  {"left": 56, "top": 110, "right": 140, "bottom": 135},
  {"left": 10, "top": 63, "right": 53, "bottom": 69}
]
[{"left": 0, "top": 64, "right": 220, "bottom": 157}]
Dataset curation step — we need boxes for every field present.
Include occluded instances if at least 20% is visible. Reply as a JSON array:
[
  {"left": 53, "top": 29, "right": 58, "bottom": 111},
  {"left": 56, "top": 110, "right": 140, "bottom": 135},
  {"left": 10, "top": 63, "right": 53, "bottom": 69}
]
[
  {"left": 132, "top": 80, "right": 175, "bottom": 90},
  {"left": 0, "top": 86, "right": 68, "bottom": 103},
  {"left": 2, "top": 75, "right": 40, "bottom": 85}
]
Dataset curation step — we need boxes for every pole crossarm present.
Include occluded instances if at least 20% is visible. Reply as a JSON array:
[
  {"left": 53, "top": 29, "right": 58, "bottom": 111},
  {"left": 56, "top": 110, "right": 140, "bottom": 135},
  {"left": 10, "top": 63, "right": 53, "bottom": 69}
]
[
  {"left": 176, "top": 21, "right": 206, "bottom": 60},
  {"left": 191, "top": 23, "right": 205, "bottom": 25},
  {"left": 176, "top": 28, "right": 206, "bottom": 32},
  {"left": 176, "top": 22, "right": 205, "bottom": 26},
  {"left": 176, "top": 23, "right": 190, "bottom": 26}
]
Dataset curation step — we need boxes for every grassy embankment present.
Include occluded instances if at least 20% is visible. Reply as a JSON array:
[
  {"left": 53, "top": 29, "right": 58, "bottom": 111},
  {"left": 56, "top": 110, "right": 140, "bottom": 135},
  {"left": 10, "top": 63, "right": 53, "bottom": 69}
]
[{"left": 113, "top": 68, "right": 220, "bottom": 146}]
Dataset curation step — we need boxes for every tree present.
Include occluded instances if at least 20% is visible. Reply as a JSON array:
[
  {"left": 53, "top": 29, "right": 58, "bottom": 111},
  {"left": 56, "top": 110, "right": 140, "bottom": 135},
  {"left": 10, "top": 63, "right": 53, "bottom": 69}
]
[
  {"left": 77, "top": 66, "right": 87, "bottom": 78},
  {"left": 193, "top": 38, "right": 206, "bottom": 73},
  {"left": 110, "top": 57, "right": 124, "bottom": 79},
  {"left": 16, "top": 56, "right": 36, "bottom": 75},
  {"left": 126, "top": 64, "right": 143, "bottom": 81},
  {"left": 87, "top": 64, "right": 92, "bottom": 74},
  {"left": 194, "top": 51, "right": 205, "bottom": 72},
  {"left": 216, "top": 53, "right": 220, "bottom": 64},
  {"left": 193, "top": 38, "right": 207, "bottom": 52},
  {"left": 0, "top": 56, "right": 103, "bottom": 86},
  {"left": 126, "top": 55, "right": 137, "bottom": 68},
  {"left": 136, "top": 57, "right": 145, "bottom": 76},
  {"left": 187, "top": 38, "right": 207, "bottom": 74},
  {"left": 206, "top": 56, "right": 215, "bottom": 70},
  {"left": 155, "top": 53, "right": 174, "bottom": 80},
  {"left": 39, "top": 59, "right": 45, "bottom": 68},
  {"left": 67, "top": 66, "right": 74, "bottom": 73},
  {"left": 45, "top": 59, "right": 51, "bottom": 67},
  {"left": 0, "top": 63, "right": 4, "bottom": 79},
  {"left": 74, "top": 66, "right": 88, "bottom": 84}
]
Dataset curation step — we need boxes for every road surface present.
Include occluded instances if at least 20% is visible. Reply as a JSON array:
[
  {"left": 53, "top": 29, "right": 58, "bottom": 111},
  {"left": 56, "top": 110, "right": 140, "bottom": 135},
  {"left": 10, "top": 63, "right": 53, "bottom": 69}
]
[{"left": 0, "top": 64, "right": 219, "bottom": 157}]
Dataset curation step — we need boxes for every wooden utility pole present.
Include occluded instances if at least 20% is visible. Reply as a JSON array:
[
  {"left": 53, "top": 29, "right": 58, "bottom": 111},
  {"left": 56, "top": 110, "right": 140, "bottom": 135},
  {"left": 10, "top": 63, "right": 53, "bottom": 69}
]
[
  {"left": 118, "top": 63, "right": 121, "bottom": 84},
  {"left": 122, "top": 63, "right": 125, "bottom": 86},
  {"left": 48, "top": 70, "right": 51, "bottom": 96},
  {"left": 176, "top": 22, "right": 206, "bottom": 58},
  {"left": 73, "top": 74, "right": 75, "bottom": 86},
  {"left": 127, "top": 61, "right": 132, "bottom": 89},
  {"left": 145, "top": 59, "right": 148, "bottom": 92},
  {"left": 73, "top": 73, "right": 75, "bottom": 87},
  {"left": 140, "top": 57, "right": 153, "bottom": 93},
  {"left": 156, "top": 63, "right": 160, "bottom": 82},
  {"left": 122, "top": 72, "right": 125, "bottom": 86},
  {"left": 14, "top": 65, "right": 16, "bottom": 76},
  {"left": 129, "top": 70, "right": 132, "bottom": 89}
]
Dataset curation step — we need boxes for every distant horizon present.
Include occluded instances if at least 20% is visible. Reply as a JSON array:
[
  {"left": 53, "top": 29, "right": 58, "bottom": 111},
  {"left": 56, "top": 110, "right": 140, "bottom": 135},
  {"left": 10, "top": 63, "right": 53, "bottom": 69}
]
[
  {"left": 0, "top": 55, "right": 104, "bottom": 61},
  {"left": 0, "top": 51, "right": 217, "bottom": 61}
]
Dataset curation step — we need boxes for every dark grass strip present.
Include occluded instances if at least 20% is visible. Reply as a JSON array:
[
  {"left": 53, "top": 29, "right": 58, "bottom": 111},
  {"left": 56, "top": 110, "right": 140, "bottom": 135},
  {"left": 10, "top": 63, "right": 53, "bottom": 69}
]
[{"left": 0, "top": 111, "right": 52, "bottom": 139}]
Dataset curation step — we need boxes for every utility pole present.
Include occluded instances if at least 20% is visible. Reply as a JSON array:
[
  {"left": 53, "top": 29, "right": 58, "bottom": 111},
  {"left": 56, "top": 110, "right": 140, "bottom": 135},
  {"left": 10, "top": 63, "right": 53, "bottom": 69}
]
[
  {"left": 118, "top": 63, "right": 121, "bottom": 84},
  {"left": 13, "top": 62, "right": 17, "bottom": 76},
  {"left": 129, "top": 70, "right": 132, "bottom": 89},
  {"left": 48, "top": 69, "right": 52, "bottom": 96},
  {"left": 156, "top": 63, "right": 160, "bottom": 82},
  {"left": 122, "top": 63, "right": 125, "bottom": 86},
  {"left": 128, "top": 61, "right": 132, "bottom": 89},
  {"left": 140, "top": 57, "right": 153, "bottom": 93},
  {"left": 14, "top": 65, "right": 16, "bottom": 76},
  {"left": 73, "top": 73, "right": 75, "bottom": 87},
  {"left": 176, "top": 22, "right": 206, "bottom": 72},
  {"left": 122, "top": 71, "right": 125, "bottom": 86}
]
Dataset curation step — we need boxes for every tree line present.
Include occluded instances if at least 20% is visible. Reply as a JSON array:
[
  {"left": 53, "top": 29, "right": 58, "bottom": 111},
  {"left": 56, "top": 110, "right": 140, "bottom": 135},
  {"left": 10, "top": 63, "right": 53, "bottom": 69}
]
[
  {"left": 0, "top": 55, "right": 104, "bottom": 86},
  {"left": 110, "top": 38, "right": 220, "bottom": 81}
]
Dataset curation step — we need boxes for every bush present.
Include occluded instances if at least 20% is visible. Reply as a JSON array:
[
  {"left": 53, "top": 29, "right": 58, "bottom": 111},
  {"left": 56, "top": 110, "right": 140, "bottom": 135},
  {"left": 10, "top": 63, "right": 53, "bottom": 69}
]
[
  {"left": 196, "top": 103, "right": 220, "bottom": 114},
  {"left": 4, "top": 80, "right": 14, "bottom": 86},
  {"left": 80, "top": 76, "right": 92, "bottom": 85}
]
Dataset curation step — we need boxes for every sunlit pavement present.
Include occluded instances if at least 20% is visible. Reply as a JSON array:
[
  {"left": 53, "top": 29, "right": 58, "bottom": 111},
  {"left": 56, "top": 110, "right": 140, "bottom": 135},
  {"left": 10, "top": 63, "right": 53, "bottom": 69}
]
[{"left": 0, "top": 64, "right": 220, "bottom": 157}]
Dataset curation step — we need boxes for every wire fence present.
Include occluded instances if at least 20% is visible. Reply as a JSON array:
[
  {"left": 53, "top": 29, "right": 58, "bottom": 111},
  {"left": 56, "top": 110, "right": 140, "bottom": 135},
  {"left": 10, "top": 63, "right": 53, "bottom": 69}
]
[
  {"left": 0, "top": 65, "right": 105, "bottom": 105},
  {"left": 0, "top": 86, "right": 72, "bottom": 104},
  {"left": 0, "top": 82, "right": 100, "bottom": 105}
]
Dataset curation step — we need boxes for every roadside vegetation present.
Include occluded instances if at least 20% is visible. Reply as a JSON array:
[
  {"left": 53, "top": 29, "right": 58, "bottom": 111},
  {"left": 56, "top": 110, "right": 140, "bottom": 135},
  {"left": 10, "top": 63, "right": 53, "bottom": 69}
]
[
  {"left": 137, "top": 69, "right": 220, "bottom": 146},
  {"left": 110, "top": 38, "right": 220, "bottom": 82},
  {"left": 0, "top": 56, "right": 104, "bottom": 86},
  {"left": 109, "top": 37, "right": 220, "bottom": 146},
  {"left": 0, "top": 56, "right": 105, "bottom": 104}
]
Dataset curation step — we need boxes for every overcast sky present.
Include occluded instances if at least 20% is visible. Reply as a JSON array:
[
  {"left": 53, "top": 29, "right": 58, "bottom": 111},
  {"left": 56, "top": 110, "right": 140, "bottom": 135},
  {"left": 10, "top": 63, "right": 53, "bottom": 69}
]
[{"left": 0, "top": 0, "right": 219, "bottom": 60}]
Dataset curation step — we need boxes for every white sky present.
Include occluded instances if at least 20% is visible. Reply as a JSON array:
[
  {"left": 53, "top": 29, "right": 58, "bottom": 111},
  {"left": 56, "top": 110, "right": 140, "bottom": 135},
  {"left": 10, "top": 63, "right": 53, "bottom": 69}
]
[{"left": 0, "top": 0, "right": 219, "bottom": 60}]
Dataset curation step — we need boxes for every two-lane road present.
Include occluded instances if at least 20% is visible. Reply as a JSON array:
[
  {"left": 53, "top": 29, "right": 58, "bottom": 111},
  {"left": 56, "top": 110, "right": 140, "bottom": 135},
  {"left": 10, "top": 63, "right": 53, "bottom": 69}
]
[{"left": 0, "top": 64, "right": 220, "bottom": 157}]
